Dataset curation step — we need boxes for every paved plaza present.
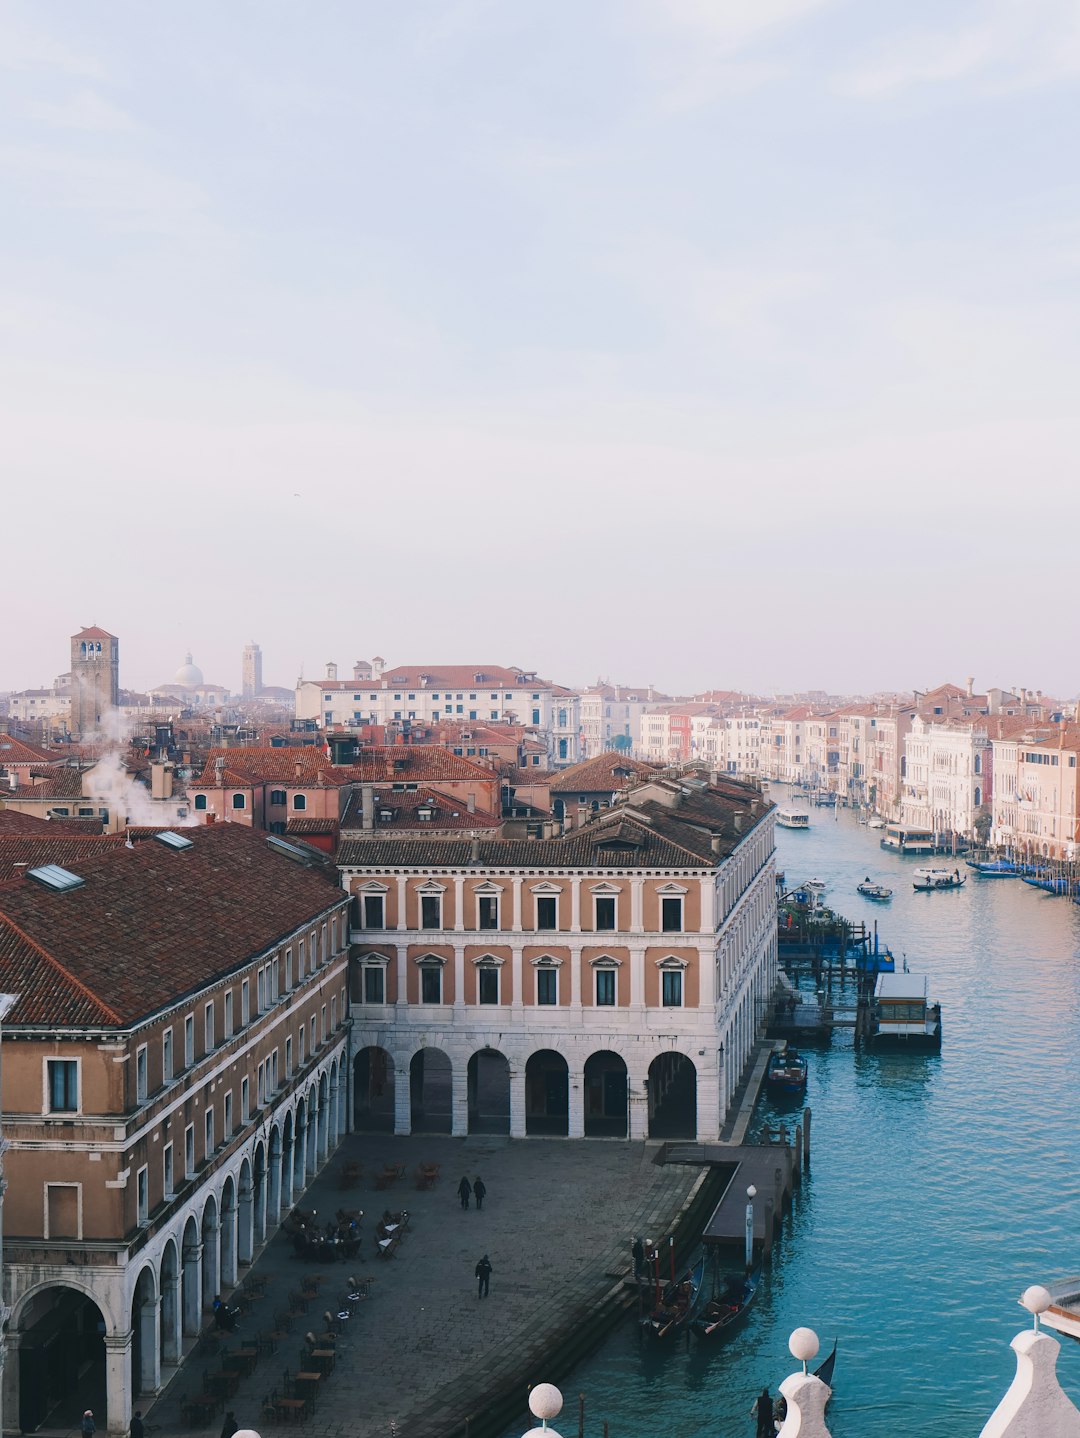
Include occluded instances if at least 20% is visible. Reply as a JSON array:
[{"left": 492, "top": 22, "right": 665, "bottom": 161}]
[{"left": 144, "top": 1133, "right": 705, "bottom": 1438}]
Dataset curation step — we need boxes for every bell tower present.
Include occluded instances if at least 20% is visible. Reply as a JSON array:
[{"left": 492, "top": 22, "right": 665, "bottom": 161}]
[{"left": 70, "top": 626, "right": 120, "bottom": 738}]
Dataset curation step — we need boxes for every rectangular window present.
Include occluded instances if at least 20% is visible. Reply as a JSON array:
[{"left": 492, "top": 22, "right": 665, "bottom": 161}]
[
  {"left": 46, "top": 1184, "right": 81, "bottom": 1239},
  {"left": 184, "top": 1123, "right": 195, "bottom": 1177},
  {"left": 285, "top": 949, "right": 293, "bottom": 988},
  {"left": 298, "top": 939, "right": 306, "bottom": 977},
  {"left": 47, "top": 1059, "right": 78, "bottom": 1113},
  {"left": 661, "top": 896, "right": 683, "bottom": 932},
  {"left": 595, "top": 896, "right": 617, "bottom": 931},
  {"left": 298, "top": 1027, "right": 306, "bottom": 1067},
  {"left": 241, "top": 1077, "right": 250, "bottom": 1123},
  {"left": 420, "top": 966, "right": 441, "bottom": 1004},
  {"left": 224, "top": 1090, "right": 234, "bottom": 1137},
  {"left": 224, "top": 990, "right": 233, "bottom": 1039},
  {"left": 421, "top": 894, "right": 441, "bottom": 929},
  {"left": 536, "top": 896, "right": 557, "bottom": 930},
  {"left": 331, "top": 995, "right": 338, "bottom": 1029},
  {"left": 320, "top": 1004, "right": 327, "bottom": 1042},
  {"left": 241, "top": 979, "right": 251, "bottom": 1026},
  {"left": 363, "top": 894, "right": 385, "bottom": 929},
  {"left": 309, "top": 1018, "right": 316, "bottom": 1055},
  {"left": 478, "top": 967, "right": 500, "bottom": 1004},
  {"left": 272, "top": 957, "right": 280, "bottom": 1000},
  {"left": 205, "top": 1108, "right": 214, "bottom": 1157},
  {"left": 163, "top": 1142, "right": 174, "bottom": 1198},
  {"left": 286, "top": 1036, "right": 293, "bottom": 1076},
  {"left": 184, "top": 1014, "right": 195, "bottom": 1068},
  {"left": 536, "top": 968, "right": 557, "bottom": 1005},
  {"left": 137, "top": 1165, "right": 149, "bottom": 1224},
  {"left": 204, "top": 1001, "right": 215, "bottom": 1051},
  {"left": 662, "top": 970, "right": 683, "bottom": 1007},
  {"left": 364, "top": 965, "right": 385, "bottom": 1004},
  {"left": 596, "top": 969, "right": 616, "bottom": 1006},
  {"left": 136, "top": 1045, "right": 148, "bottom": 1102},
  {"left": 478, "top": 895, "right": 499, "bottom": 930}
]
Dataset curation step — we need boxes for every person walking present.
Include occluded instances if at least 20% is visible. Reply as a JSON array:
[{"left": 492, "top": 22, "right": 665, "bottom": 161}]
[
  {"left": 473, "top": 1176, "right": 487, "bottom": 1211},
  {"left": 82, "top": 1412, "right": 96, "bottom": 1438},
  {"left": 129, "top": 1414, "right": 144, "bottom": 1438},
  {"left": 457, "top": 1175, "right": 472, "bottom": 1210},
  {"left": 475, "top": 1253, "right": 492, "bottom": 1298},
  {"left": 753, "top": 1388, "right": 774, "bottom": 1438},
  {"left": 220, "top": 1412, "right": 239, "bottom": 1438},
  {"left": 631, "top": 1236, "right": 645, "bottom": 1279}
]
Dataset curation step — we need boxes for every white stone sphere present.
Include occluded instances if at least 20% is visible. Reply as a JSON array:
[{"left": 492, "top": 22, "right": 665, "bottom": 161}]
[
  {"left": 522, "top": 1429, "right": 564, "bottom": 1438},
  {"left": 789, "top": 1326, "right": 820, "bottom": 1362},
  {"left": 234, "top": 1430, "right": 262, "bottom": 1438},
  {"left": 1021, "top": 1285, "right": 1052, "bottom": 1315},
  {"left": 529, "top": 1384, "right": 564, "bottom": 1420}
]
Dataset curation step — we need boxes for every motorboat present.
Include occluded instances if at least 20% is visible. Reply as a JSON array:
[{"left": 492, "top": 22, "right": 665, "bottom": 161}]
[
  {"left": 777, "top": 807, "right": 810, "bottom": 830},
  {"left": 765, "top": 1048, "right": 808, "bottom": 1095},
  {"left": 856, "top": 879, "right": 893, "bottom": 901},
  {"left": 913, "top": 867, "right": 966, "bottom": 891},
  {"left": 867, "top": 816, "right": 886, "bottom": 829}
]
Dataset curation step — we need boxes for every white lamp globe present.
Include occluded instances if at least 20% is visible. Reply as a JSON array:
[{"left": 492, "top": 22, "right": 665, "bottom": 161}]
[
  {"left": 529, "top": 1384, "right": 564, "bottom": 1421},
  {"left": 789, "top": 1327, "right": 820, "bottom": 1363},
  {"left": 1021, "top": 1285, "right": 1052, "bottom": 1315}
]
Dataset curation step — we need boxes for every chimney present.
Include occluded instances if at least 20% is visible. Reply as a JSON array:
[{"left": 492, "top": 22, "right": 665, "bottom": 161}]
[
  {"left": 711, "top": 834, "right": 722, "bottom": 854},
  {"left": 733, "top": 812, "right": 743, "bottom": 833},
  {"left": 467, "top": 792, "right": 475, "bottom": 814},
  {"left": 205, "top": 812, "right": 216, "bottom": 826},
  {"left": 295, "top": 758, "right": 303, "bottom": 781},
  {"left": 361, "top": 783, "right": 374, "bottom": 833},
  {"left": 966, "top": 676, "right": 975, "bottom": 698},
  {"left": 470, "top": 833, "right": 481, "bottom": 863}
]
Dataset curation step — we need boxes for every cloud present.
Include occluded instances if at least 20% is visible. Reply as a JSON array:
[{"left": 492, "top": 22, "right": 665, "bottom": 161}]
[
  {"left": 0, "top": 14, "right": 104, "bottom": 77},
  {"left": 27, "top": 88, "right": 132, "bottom": 132}
]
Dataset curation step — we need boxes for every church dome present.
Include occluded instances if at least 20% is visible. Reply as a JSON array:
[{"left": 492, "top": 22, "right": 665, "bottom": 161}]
[{"left": 174, "top": 652, "right": 204, "bottom": 687}]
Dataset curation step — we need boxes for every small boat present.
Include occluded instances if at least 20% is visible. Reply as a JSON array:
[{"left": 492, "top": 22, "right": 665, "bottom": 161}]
[
  {"left": 693, "top": 1261, "right": 762, "bottom": 1339},
  {"left": 639, "top": 1254, "right": 707, "bottom": 1339},
  {"left": 867, "top": 816, "right": 886, "bottom": 830},
  {"left": 967, "top": 858, "right": 1021, "bottom": 876},
  {"left": 815, "top": 1339, "right": 838, "bottom": 1388},
  {"left": 1023, "top": 875, "right": 1073, "bottom": 895},
  {"left": 803, "top": 877, "right": 826, "bottom": 893},
  {"left": 777, "top": 807, "right": 810, "bottom": 830},
  {"left": 913, "top": 867, "right": 966, "bottom": 891},
  {"left": 765, "top": 1048, "right": 808, "bottom": 1095},
  {"left": 857, "top": 879, "right": 893, "bottom": 901}
]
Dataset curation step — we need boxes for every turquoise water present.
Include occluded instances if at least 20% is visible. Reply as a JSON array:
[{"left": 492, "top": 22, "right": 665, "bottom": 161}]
[{"left": 550, "top": 808, "right": 1080, "bottom": 1438}]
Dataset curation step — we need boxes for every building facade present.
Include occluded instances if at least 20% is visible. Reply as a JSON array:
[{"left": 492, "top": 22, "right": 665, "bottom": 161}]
[
  {"left": 0, "top": 826, "right": 350, "bottom": 1434},
  {"left": 339, "top": 774, "right": 778, "bottom": 1145},
  {"left": 70, "top": 628, "right": 120, "bottom": 740}
]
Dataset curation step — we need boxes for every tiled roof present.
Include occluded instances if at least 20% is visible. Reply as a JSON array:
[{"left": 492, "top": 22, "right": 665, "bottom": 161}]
[
  {"left": 286, "top": 817, "right": 339, "bottom": 835},
  {"left": 502, "top": 768, "right": 555, "bottom": 788},
  {"left": 0, "top": 809, "right": 100, "bottom": 836},
  {"left": 337, "top": 747, "right": 497, "bottom": 784},
  {"left": 338, "top": 783, "right": 767, "bottom": 871},
  {"left": 7, "top": 769, "right": 87, "bottom": 800},
  {"left": 0, "top": 823, "right": 344, "bottom": 1028},
  {"left": 340, "top": 787, "right": 502, "bottom": 833},
  {"left": 190, "top": 746, "right": 335, "bottom": 787},
  {"left": 322, "top": 665, "right": 556, "bottom": 691},
  {"left": 549, "top": 752, "right": 658, "bottom": 795},
  {"left": 73, "top": 626, "right": 116, "bottom": 641},
  {"left": 0, "top": 736, "right": 61, "bottom": 765},
  {"left": 0, "top": 835, "right": 127, "bottom": 882}
]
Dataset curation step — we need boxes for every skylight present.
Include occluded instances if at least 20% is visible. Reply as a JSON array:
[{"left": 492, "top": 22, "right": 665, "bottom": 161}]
[
  {"left": 27, "top": 864, "right": 85, "bottom": 892},
  {"left": 154, "top": 830, "right": 194, "bottom": 851}
]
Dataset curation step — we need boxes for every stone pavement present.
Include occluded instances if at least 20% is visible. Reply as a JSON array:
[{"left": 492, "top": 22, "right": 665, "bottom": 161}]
[{"left": 146, "top": 1133, "right": 707, "bottom": 1438}]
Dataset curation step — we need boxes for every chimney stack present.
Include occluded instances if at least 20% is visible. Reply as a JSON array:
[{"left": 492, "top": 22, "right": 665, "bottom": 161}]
[
  {"left": 467, "top": 792, "right": 475, "bottom": 813},
  {"left": 470, "top": 833, "right": 481, "bottom": 863},
  {"left": 361, "top": 783, "right": 374, "bottom": 832},
  {"left": 966, "top": 676, "right": 975, "bottom": 698}
]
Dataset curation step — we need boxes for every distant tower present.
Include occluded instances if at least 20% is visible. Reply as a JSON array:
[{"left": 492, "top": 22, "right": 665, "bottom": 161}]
[
  {"left": 70, "top": 626, "right": 119, "bottom": 738},
  {"left": 242, "top": 641, "right": 263, "bottom": 700}
]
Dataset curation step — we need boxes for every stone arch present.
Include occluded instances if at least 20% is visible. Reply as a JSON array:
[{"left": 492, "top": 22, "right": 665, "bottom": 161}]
[
  {"left": 200, "top": 1191, "right": 220, "bottom": 1311},
  {"left": 219, "top": 1174, "right": 238, "bottom": 1288},
  {"left": 354, "top": 1045, "right": 395, "bottom": 1131},
  {"left": 584, "top": 1050, "right": 629, "bottom": 1137},
  {"left": 159, "top": 1237, "right": 181, "bottom": 1366},
  {"left": 317, "top": 1071, "right": 330, "bottom": 1160},
  {"left": 181, "top": 1212, "right": 202, "bottom": 1335},
  {"left": 268, "top": 1124, "right": 283, "bottom": 1224},
  {"left": 131, "top": 1263, "right": 159, "bottom": 1401},
  {"left": 237, "top": 1156, "right": 254, "bottom": 1266},
  {"left": 13, "top": 1284, "right": 110, "bottom": 1433},
  {"left": 468, "top": 1047, "right": 510, "bottom": 1134},
  {"left": 304, "top": 1085, "right": 318, "bottom": 1174},
  {"left": 253, "top": 1140, "right": 268, "bottom": 1243},
  {"left": 409, "top": 1047, "right": 452, "bottom": 1132},
  {"left": 281, "top": 1109, "right": 295, "bottom": 1211},
  {"left": 647, "top": 1050, "right": 697, "bottom": 1140},
  {"left": 293, "top": 1098, "right": 308, "bottom": 1189},
  {"left": 525, "top": 1049, "right": 569, "bottom": 1135}
]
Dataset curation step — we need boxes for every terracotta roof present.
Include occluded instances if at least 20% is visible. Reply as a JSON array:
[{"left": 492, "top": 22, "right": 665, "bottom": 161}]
[
  {"left": 190, "top": 746, "right": 335, "bottom": 787},
  {"left": 286, "top": 818, "right": 339, "bottom": 836},
  {"left": 0, "top": 736, "right": 61, "bottom": 765},
  {"left": 319, "top": 665, "right": 556, "bottom": 691},
  {"left": 341, "top": 787, "right": 502, "bottom": 833},
  {"left": 338, "top": 782, "right": 768, "bottom": 871},
  {"left": 549, "top": 752, "right": 658, "bottom": 795},
  {"left": 7, "top": 770, "right": 87, "bottom": 800},
  {"left": 502, "top": 768, "right": 555, "bottom": 788},
  {"left": 0, "top": 823, "right": 344, "bottom": 1028},
  {"left": 0, "top": 835, "right": 127, "bottom": 882},
  {"left": 337, "top": 747, "right": 497, "bottom": 784},
  {"left": 73, "top": 626, "right": 116, "bottom": 641},
  {"left": 0, "top": 809, "right": 101, "bottom": 837}
]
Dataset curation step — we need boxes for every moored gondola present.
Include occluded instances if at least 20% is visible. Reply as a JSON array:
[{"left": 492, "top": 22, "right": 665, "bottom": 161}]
[
  {"left": 639, "top": 1254, "right": 707, "bottom": 1339},
  {"left": 692, "top": 1260, "right": 762, "bottom": 1339}
]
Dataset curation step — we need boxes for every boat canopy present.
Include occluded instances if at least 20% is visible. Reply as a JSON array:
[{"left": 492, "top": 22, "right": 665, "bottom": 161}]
[{"left": 875, "top": 973, "right": 929, "bottom": 1002}]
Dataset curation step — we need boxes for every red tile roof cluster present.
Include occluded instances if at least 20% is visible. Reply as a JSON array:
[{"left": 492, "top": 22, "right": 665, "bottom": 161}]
[
  {"left": 0, "top": 736, "right": 62, "bottom": 765},
  {"left": 341, "top": 786, "right": 502, "bottom": 833},
  {"left": 0, "top": 835, "right": 127, "bottom": 882},
  {"left": 7, "top": 769, "right": 87, "bottom": 800},
  {"left": 353, "top": 664, "right": 555, "bottom": 690},
  {"left": 190, "top": 746, "right": 335, "bottom": 787},
  {"left": 339, "top": 747, "right": 498, "bottom": 784},
  {"left": 0, "top": 808, "right": 100, "bottom": 837},
  {"left": 0, "top": 824, "right": 343, "bottom": 1028},
  {"left": 549, "top": 752, "right": 659, "bottom": 794}
]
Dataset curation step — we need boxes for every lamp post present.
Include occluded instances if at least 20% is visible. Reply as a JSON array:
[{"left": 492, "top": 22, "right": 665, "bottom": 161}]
[{"left": 745, "top": 1185, "right": 756, "bottom": 1271}]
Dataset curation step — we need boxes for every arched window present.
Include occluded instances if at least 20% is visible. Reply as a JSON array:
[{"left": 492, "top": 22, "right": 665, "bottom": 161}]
[
  {"left": 974, "top": 753, "right": 982, "bottom": 774},
  {"left": 974, "top": 786, "right": 982, "bottom": 807},
  {"left": 231, "top": 792, "right": 246, "bottom": 810},
  {"left": 293, "top": 794, "right": 307, "bottom": 811},
  {"left": 194, "top": 794, "right": 208, "bottom": 811}
]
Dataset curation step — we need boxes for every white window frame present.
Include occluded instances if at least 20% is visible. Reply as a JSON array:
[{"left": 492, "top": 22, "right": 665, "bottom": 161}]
[
  {"left": 475, "top": 884, "right": 502, "bottom": 931},
  {"left": 44, "top": 1056, "right": 80, "bottom": 1115},
  {"left": 419, "top": 889, "right": 443, "bottom": 930},
  {"left": 285, "top": 948, "right": 293, "bottom": 988},
  {"left": 591, "top": 884, "right": 620, "bottom": 932},
  {"left": 162, "top": 1028, "right": 173, "bottom": 1084},
  {"left": 286, "top": 1036, "right": 294, "bottom": 1077},
  {"left": 241, "top": 979, "right": 251, "bottom": 1026},
  {"left": 135, "top": 1044, "right": 148, "bottom": 1102},
  {"left": 531, "top": 883, "right": 562, "bottom": 931},
  {"left": 241, "top": 1076, "right": 250, "bottom": 1123},
  {"left": 590, "top": 954, "right": 623, "bottom": 1008},
  {"left": 184, "top": 1123, "right": 195, "bottom": 1177},
  {"left": 184, "top": 1013, "right": 195, "bottom": 1068},
  {"left": 204, "top": 1001, "right": 215, "bottom": 1052},
  {"left": 657, "top": 956, "right": 689, "bottom": 1009},
  {"left": 530, "top": 954, "right": 562, "bottom": 1005},
  {"left": 163, "top": 1142, "right": 174, "bottom": 1199},
  {"left": 224, "top": 1089, "right": 234, "bottom": 1138},
  {"left": 362, "top": 954, "right": 389, "bottom": 1004},
  {"left": 137, "top": 1164, "right": 149, "bottom": 1225},
  {"left": 205, "top": 1106, "right": 214, "bottom": 1157},
  {"left": 472, "top": 953, "right": 505, "bottom": 1005},
  {"left": 224, "top": 990, "right": 234, "bottom": 1039}
]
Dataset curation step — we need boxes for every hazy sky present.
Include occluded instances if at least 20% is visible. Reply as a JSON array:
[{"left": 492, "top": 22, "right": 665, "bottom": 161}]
[{"left": 4, "top": 1, "right": 1080, "bottom": 699}]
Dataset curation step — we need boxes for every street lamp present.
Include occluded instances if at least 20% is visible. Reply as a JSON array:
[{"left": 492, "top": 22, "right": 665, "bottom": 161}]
[{"left": 745, "top": 1185, "right": 756, "bottom": 1271}]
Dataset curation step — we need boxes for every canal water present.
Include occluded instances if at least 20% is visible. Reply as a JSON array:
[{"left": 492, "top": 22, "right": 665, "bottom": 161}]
[{"left": 551, "top": 806, "right": 1080, "bottom": 1438}]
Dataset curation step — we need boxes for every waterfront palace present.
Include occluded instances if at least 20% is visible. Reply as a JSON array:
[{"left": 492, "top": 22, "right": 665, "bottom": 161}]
[{"left": 338, "top": 771, "right": 777, "bottom": 1144}]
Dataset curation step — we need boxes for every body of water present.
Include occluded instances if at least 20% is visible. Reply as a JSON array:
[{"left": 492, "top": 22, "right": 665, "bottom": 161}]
[{"left": 553, "top": 805, "right": 1080, "bottom": 1437}]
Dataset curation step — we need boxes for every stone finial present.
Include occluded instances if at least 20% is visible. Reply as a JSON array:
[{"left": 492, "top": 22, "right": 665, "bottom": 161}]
[
  {"left": 978, "top": 1330, "right": 1080, "bottom": 1438},
  {"left": 789, "top": 1326, "right": 820, "bottom": 1371},
  {"left": 1020, "top": 1285, "right": 1052, "bottom": 1331},
  {"left": 523, "top": 1382, "right": 565, "bottom": 1436},
  {"left": 776, "top": 1371, "right": 832, "bottom": 1438}
]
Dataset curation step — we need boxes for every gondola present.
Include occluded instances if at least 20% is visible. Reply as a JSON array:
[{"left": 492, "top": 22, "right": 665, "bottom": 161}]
[
  {"left": 639, "top": 1254, "right": 707, "bottom": 1339},
  {"left": 692, "top": 1261, "right": 762, "bottom": 1339},
  {"left": 814, "top": 1339, "right": 838, "bottom": 1387}
]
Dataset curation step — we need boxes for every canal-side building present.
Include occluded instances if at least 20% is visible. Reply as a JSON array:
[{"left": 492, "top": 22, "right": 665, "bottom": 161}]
[
  {"left": 0, "top": 825, "right": 350, "bottom": 1434},
  {"left": 990, "top": 724, "right": 1080, "bottom": 860},
  {"left": 338, "top": 773, "right": 777, "bottom": 1144}
]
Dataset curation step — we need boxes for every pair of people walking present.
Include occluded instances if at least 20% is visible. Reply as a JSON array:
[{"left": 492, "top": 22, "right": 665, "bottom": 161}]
[{"left": 457, "top": 1174, "right": 487, "bottom": 1210}]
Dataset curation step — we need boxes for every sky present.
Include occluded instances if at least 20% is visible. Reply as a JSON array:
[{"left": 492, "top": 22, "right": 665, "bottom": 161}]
[{"left": 3, "top": 0, "right": 1080, "bottom": 700}]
